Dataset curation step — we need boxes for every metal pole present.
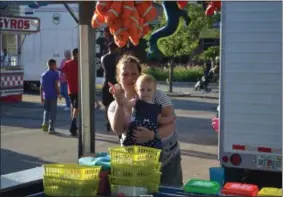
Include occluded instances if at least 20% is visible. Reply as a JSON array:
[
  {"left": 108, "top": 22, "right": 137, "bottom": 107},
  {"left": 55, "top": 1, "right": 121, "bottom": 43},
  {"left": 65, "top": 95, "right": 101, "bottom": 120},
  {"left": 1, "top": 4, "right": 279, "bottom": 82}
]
[
  {"left": 78, "top": 1, "right": 96, "bottom": 157},
  {"left": 63, "top": 2, "right": 79, "bottom": 24}
]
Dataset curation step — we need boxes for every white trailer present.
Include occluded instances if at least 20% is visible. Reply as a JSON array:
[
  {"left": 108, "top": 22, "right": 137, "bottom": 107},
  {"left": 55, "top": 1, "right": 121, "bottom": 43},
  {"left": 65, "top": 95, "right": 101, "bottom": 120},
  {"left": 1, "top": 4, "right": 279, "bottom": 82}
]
[
  {"left": 219, "top": 2, "right": 282, "bottom": 186},
  {"left": 20, "top": 4, "right": 104, "bottom": 89}
]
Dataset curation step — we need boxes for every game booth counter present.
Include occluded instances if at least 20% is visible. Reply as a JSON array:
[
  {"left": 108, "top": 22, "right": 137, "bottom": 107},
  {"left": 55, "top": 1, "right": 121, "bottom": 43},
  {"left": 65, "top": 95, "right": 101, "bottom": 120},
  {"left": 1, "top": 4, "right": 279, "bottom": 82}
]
[{"left": 0, "top": 15, "right": 40, "bottom": 102}]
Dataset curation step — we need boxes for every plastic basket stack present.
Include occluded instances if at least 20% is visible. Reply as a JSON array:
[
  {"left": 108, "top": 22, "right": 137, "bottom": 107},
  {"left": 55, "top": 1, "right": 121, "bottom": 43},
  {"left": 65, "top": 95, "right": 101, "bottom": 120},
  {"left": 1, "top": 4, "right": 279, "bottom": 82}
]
[
  {"left": 109, "top": 146, "right": 162, "bottom": 195},
  {"left": 43, "top": 164, "right": 101, "bottom": 196}
]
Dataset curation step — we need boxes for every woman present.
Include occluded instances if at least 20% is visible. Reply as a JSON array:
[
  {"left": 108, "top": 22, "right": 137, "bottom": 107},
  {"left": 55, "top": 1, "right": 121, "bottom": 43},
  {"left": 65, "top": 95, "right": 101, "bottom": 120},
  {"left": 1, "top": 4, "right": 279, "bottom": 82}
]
[{"left": 107, "top": 54, "right": 183, "bottom": 187}]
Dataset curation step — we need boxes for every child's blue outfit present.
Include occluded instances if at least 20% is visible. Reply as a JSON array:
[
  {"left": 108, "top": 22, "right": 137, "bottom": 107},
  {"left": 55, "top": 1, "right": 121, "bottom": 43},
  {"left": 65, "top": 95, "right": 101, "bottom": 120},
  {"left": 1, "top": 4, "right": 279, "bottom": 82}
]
[
  {"left": 40, "top": 69, "right": 59, "bottom": 131},
  {"left": 123, "top": 99, "right": 162, "bottom": 149}
]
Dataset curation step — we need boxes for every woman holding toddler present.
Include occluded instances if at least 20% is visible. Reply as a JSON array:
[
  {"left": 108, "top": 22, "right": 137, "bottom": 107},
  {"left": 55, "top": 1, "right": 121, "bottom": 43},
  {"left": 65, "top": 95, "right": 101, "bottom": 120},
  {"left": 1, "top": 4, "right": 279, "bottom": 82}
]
[{"left": 107, "top": 54, "right": 183, "bottom": 187}]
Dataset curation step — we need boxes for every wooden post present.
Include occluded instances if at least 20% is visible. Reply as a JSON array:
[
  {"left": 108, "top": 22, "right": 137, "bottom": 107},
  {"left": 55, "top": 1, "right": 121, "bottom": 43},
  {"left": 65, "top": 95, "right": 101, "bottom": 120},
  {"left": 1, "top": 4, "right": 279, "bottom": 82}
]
[{"left": 78, "top": 2, "right": 96, "bottom": 157}]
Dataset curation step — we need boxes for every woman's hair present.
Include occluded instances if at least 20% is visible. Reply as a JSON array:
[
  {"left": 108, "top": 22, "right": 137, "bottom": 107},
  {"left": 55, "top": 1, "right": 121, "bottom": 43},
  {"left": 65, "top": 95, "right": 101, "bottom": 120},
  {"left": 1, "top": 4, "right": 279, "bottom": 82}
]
[{"left": 116, "top": 53, "right": 142, "bottom": 82}]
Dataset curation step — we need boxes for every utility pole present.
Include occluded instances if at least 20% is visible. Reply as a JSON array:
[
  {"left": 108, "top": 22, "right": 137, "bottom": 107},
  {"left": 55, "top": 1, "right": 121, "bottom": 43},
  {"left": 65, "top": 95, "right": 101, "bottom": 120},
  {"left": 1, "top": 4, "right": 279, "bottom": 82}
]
[{"left": 78, "top": 2, "right": 96, "bottom": 157}]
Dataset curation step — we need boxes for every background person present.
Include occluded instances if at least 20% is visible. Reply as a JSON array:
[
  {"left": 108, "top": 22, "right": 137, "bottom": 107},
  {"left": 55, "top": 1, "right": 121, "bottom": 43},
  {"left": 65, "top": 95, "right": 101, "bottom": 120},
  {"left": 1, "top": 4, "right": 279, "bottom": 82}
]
[
  {"left": 58, "top": 50, "right": 71, "bottom": 111},
  {"left": 40, "top": 59, "right": 60, "bottom": 133},
  {"left": 62, "top": 48, "right": 79, "bottom": 136},
  {"left": 101, "top": 42, "right": 121, "bottom": 132}
]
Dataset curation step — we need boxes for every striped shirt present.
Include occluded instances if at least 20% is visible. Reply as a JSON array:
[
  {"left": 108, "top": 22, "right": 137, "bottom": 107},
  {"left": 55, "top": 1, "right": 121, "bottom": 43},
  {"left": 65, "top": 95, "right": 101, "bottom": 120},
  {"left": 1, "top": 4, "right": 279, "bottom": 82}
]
[{"left": 108, "top": 89, "right": 180, "bottom": 166}]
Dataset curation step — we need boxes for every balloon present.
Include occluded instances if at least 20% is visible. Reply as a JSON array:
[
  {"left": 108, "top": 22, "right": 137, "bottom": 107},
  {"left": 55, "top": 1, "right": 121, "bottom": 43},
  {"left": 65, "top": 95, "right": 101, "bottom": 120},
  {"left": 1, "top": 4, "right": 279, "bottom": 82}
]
[
  {"left": 211, "top": 117, "right": 219, "bottom": 133},
  {"left": 91, "top": 1, "right": 154, "bottom": 48},
  {"left": 177, "top": 1, "right": 188, "bottom": 9},
  {"left": 205, "top": 1, "right": 221, "bottom": 16}
]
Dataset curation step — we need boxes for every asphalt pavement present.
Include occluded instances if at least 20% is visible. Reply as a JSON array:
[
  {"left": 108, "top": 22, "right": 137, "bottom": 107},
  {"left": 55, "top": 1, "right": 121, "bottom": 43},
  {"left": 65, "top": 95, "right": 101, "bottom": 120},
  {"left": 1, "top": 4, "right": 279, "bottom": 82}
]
[{"left": 1, "top": 83, "right": 219, "bottom": 182}]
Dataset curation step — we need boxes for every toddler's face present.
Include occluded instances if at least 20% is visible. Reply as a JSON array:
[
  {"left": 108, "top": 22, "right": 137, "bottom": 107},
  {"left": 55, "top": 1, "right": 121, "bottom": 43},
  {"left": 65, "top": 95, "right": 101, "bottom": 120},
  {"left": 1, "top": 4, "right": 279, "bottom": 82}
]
[{"left": 136, "top": 81, "right": 155, "bottom": 102}]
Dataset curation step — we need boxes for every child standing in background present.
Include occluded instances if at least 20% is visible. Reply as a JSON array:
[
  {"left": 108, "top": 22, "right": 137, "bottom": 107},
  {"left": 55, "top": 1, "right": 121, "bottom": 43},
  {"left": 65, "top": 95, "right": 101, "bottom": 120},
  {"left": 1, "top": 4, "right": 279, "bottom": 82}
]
[{"left": 40, "top": 59, "right": 60, "bottom": 133}]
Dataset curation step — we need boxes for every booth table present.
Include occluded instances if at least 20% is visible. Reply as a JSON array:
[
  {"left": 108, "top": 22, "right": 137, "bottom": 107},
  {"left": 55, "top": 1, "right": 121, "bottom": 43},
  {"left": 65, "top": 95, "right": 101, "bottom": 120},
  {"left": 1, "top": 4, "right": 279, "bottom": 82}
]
[{"left": 0, "top": 167, "right": 204, "bottom": 197}]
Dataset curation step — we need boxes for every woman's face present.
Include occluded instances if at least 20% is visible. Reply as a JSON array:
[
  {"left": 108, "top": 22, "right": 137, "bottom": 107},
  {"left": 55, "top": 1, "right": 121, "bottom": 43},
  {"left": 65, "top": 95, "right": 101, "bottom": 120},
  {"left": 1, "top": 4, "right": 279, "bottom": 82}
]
[{"left": 119, "top": 62, "right": 140, "bottom": 89}]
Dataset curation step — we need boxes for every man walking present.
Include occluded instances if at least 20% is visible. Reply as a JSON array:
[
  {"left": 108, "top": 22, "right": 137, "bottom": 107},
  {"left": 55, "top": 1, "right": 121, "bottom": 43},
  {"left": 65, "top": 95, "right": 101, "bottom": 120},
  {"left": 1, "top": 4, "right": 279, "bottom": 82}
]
[
  {"left": 59, "top": 50, "right": 71, "bottom": 111},
  {"left": 62, "top": 48, "right": 79, "bottom": 136},
  {"left": 101, "top": 42, "right": 120, "bottom": 132}
]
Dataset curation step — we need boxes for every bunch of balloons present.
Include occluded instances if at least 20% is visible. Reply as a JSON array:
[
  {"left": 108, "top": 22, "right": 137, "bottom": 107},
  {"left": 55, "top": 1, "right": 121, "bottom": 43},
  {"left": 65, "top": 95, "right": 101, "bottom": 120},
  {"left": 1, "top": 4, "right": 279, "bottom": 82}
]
[
  {"left": 91, "top": 1, "right": 157, "bottom": 48},
  {"left": 205, "top": 1, "right": 221, "bottom": 16}
]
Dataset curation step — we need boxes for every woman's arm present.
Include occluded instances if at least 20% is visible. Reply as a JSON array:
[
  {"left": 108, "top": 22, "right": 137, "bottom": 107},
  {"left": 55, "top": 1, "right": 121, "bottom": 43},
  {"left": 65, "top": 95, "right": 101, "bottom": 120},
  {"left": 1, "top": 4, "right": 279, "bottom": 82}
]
[
  {"left": 157, "top": 105, "right": 176, "bottom": 138},
  {"left": 154, "top": 90, "right": 176, "bottom": 138},
  {"left": 107, "top": 101, "right": 127, "bottom": 135}
]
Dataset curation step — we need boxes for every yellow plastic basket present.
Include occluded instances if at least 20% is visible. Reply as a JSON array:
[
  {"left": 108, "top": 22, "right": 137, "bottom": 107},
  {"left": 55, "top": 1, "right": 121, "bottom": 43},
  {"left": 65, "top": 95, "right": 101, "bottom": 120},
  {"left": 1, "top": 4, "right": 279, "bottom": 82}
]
[
  {"left": 44, "top": 164, "right": 101, "bottom": 180},
  {"left": 111, "top": 163, "right": 162, "bottom": 178},
  {"left": 43, "top": 176, "right": 100, "bottom": 197},
  {"left": 109, "top": 174, "right": 161, "bottom": 193},
  {"left": 109, "top": 146, "right": 161, "bottom": 165}
]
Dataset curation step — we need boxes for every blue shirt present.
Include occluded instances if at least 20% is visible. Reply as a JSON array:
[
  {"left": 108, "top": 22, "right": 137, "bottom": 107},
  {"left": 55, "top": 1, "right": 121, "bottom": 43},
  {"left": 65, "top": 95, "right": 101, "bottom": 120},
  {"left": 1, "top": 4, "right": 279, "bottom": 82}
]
[{"left": 40, "top": 70, "right": 59, "bottom": 99}]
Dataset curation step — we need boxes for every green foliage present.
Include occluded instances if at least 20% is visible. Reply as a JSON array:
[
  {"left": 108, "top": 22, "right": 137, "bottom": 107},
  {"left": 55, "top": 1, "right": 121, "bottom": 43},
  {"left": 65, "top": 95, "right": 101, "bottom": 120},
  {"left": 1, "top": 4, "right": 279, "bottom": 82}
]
[
  {"left": 147, "top": 3, "right": 219, "bottom": 58},
  {"left": 197, "top": 46, "right": 220, "bottom": 61},
  {"left": 143, "top": 65, "right": 204, "bottom": 82}
]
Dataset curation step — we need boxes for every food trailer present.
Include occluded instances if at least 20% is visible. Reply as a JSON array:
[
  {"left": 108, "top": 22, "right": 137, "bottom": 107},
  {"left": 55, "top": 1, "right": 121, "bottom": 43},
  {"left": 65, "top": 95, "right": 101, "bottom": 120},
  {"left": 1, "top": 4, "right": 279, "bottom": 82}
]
[{"left": 0, "top": 15, "right": 40, "bottom": 102}]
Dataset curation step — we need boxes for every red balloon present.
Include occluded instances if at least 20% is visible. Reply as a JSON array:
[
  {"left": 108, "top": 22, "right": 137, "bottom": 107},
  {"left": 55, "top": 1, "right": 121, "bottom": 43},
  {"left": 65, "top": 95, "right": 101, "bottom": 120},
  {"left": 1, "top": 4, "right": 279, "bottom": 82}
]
[
  {"left": 212, "top": 117, "right": 219, "bottom": 133},
  {"left": 177, "top": 1, "right": 188, "bottom": 9},
  {"left": 205, "top": 5, "right": 215, "bottom": 16}
]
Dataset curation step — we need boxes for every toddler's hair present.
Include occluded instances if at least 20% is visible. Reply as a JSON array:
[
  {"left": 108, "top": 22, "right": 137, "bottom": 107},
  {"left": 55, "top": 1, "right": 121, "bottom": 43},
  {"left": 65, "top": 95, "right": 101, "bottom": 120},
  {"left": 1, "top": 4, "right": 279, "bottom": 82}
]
[
  {"left": 136, "top": 74, "right": 157, "bottom": 88},
  {"left": 47, "top": 59, "right": 56, "bottom": 67}
]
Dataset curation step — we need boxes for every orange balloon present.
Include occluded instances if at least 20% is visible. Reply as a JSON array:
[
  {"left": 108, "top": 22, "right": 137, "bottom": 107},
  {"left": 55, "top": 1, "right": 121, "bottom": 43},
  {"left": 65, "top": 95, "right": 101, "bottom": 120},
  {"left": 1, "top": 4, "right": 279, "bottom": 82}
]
[
  {"left": 109, "top": 18, "right": 124, "bottom": 35},
  {"left": 96, "top": 1, "right": 112, "bottom": 16},
  {"left": 135, "top": 1, "right": 157, "bottom": 23},
  {"left": 120, "top": 1, "right": 135, "bottom": 20},
  {"left": 104, "top": 2, "right": 123, "bottom": 25},
  {"left": 114, "top": 29, "right": 129, "bottom": 48},
  {"left": 141, "top": 20, "right": 150, "bottom": 36},
  {"left": 91, "top": 12, "right": 105, "bottom": 28},
  {"left": 124, "top": 8, "right": 140, "bottom": 46}
]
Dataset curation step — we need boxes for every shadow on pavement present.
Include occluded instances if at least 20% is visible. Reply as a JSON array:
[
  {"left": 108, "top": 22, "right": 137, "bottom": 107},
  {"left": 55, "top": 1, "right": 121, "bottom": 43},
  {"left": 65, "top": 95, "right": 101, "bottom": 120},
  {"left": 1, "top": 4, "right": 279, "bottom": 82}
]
[
  {"left": 1, "top": 149, "right": 52, "bottom": 175},
  {"left": 181, "top": 149, "right": 217, "bottom": 160},
  {"left": 172, "top": 98, "right": 218, "bottom": 112},
  {"left": 176, "top": 116, "right": 218, "bottom": 146}
]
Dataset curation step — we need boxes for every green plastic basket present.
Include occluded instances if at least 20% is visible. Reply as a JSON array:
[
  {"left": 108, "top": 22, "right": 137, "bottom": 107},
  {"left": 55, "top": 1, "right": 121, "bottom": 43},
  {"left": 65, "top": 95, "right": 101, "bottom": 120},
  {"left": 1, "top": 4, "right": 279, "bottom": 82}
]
[
  {"left": 43, "top": 176, "right": 100, "bottom": 196},
  {"left": 184, "top": 179, "right": 220, "bottom": 195}
]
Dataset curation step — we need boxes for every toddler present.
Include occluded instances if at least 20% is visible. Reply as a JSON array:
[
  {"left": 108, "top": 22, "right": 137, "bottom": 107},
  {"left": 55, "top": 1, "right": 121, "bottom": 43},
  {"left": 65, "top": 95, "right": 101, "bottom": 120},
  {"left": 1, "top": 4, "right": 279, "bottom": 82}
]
[{"left": 121, "top": 74, "right": 174, "bottom": 149}]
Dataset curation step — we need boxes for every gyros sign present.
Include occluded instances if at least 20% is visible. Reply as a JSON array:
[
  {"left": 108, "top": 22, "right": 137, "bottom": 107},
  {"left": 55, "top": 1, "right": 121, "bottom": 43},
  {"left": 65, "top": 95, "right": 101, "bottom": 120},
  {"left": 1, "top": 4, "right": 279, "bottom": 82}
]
[{"left": 0, "top": 16, "right": 40, "bottom": 33}]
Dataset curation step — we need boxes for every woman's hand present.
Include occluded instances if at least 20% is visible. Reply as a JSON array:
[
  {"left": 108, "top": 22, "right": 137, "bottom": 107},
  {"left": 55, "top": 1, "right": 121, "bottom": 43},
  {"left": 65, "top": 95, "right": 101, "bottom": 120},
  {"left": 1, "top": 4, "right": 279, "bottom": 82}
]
[
  {"left": 108, "top": 82, "right": 126, "bottom": 106},
  {"left": 133, "top": 126, "right": 155, "bottom": 143}
]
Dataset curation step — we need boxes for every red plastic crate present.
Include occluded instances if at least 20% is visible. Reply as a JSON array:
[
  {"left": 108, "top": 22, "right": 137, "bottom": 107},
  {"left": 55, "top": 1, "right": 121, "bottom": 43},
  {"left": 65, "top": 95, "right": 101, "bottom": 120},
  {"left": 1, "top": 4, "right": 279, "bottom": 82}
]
[
  {"left": 221, "top": 182, "right": 259, "bottom": 197},
  {"left": 98, "top": 170, "right": 110, "bottom": 196}
]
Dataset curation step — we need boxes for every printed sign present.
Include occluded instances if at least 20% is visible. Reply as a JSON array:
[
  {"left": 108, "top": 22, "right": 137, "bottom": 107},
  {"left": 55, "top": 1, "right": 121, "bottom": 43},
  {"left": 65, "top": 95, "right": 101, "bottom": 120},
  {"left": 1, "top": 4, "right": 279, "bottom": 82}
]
[
  {"left": 0, "top": 89, "right": 23, "bottom": 97},
  {"left": 0, "top": 16, "right": 40, "bottom": 33}
]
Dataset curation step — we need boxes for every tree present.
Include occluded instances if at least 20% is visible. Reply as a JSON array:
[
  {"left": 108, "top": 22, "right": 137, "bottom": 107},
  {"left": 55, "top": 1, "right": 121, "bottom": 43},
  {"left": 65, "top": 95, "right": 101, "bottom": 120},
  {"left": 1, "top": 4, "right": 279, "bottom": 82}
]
[
  {"left": 198, "top": 46, "right": 220, "bottom": 62},
  {"left": 148, "top": 3, "right": 219, "bottom": 92}
]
